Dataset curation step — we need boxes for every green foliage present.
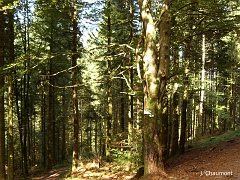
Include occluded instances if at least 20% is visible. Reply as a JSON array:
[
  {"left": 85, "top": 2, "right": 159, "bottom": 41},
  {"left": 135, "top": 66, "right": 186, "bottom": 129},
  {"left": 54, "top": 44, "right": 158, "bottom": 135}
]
[
  {"left": 2, "top": 0, "right": 240, "bottom": 176},
  {"left": 188, "top": 128, "right": 240, "bottom": 150},
  {"left": 110, "top": 146, "right": 142, "bottom": 171},
  {"left": 110, "top": 148, "right": 128, "bottom": 165},
  {"left": 80, "top": 152, "right": 97, "bottom": 160}
]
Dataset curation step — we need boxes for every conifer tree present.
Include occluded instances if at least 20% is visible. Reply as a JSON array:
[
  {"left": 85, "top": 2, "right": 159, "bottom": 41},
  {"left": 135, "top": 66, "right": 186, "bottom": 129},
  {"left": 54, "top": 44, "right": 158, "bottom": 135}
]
[{"left": 0, "top": 4, "right": 6, "bottom": 180}]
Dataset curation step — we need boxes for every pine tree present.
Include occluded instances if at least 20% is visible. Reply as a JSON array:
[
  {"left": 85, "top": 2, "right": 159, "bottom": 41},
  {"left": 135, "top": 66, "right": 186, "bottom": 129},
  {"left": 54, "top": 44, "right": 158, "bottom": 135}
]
[{"left": 0, "top": 5, "right": 6, "bottom": 180}]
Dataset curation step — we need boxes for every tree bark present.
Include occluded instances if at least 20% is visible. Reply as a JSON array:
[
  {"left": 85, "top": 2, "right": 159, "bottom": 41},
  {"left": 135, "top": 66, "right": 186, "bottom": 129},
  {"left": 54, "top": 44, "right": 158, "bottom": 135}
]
[
  {"left": 106, "top": 0, "right": 113, "bottom": 162},
  {"left": 158, "top": 0, "right": 171, "bottom": 163},
  {"left": 22, "top": 25, "right": 29, "bottom": 177},
  {"left": 7, "top": 9, "right": 14, "bottom": 180},
  {"left": 127, "top": 0, "right": 134, "bottom": 171},
  {"left": 139, "top": 0, "right": 160, "bottom": 174},
  {"left": 180, "top": 80, "right": 188, "bottom": 154},
  {"left": 199, "top": 34, "right": 206, "bottom": 136},
  {"left": 171, "top": 90, "right": 179, "bottom": 156},
  {"left": 47, "top": 63, "right": 53, "bottom": 170},
  {"left": 0, "top": 7, "right": 6, "bottom": 180},
  {"left": 71, "top": 7, "right": 79, "bottom": 171},
  {"left": 41, "top": 75, "right": 46, "bottom": 168},
  {"left": 61, "top": 90, "right": 66, "bottom": 162},
  {"left": 138, "top": 0, "right": 171, "bottom": 176}
]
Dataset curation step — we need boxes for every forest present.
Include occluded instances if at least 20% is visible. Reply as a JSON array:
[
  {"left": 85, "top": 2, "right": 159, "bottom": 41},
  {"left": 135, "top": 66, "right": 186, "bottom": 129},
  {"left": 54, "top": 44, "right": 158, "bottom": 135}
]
[{"left": 1, "top": 0, "right": 240, "bottom": 179}]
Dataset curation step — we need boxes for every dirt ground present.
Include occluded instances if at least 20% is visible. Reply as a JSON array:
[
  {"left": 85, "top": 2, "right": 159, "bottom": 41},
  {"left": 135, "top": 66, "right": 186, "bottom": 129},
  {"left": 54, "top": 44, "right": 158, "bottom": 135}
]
[
  {"left": 164, "top": 137, "right": 240, "bottom": 180},
  {"left": 30, "top": 137, "right": 240, "bottom": 180},
  {"left": 31, "top": 167, "right": 69, "bottom": 180}
]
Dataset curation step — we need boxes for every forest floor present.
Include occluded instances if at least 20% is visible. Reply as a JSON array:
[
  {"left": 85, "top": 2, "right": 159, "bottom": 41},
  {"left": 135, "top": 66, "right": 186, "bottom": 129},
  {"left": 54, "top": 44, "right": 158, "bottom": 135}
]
[
  {"left": 163, "top": 136, "right": 240, "bottom": 180},
  {"left": 29, "top": 131, "right": 240, "bottom": 180}
]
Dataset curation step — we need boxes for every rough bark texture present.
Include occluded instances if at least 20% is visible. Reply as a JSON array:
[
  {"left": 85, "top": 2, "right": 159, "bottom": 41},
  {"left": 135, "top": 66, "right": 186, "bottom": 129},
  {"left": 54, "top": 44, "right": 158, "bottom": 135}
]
[
  {"left": 138, "top": 0, "right": 161, "bottom": 175},
  {"left": 138, "top": 0, "right": 171, "bottom": 176},
  {"left": 0, "top": 8, "right": 6, "bottom": 180},
  {"left": 158, "top": 0, "right": 171, "bottom": 164}
]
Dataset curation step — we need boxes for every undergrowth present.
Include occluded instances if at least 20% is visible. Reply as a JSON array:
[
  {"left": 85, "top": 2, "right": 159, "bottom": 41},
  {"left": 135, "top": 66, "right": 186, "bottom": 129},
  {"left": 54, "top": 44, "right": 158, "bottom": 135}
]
[
  {"left": 187, "top": 128, "right": 240, "bottom": 150},
  {"left": 168, "top": 128, "right": 240, "bottom": 163}
]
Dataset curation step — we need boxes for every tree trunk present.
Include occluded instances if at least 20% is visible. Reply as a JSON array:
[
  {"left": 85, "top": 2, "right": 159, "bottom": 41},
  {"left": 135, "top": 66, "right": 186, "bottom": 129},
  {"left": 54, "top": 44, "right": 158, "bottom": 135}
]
[
  {"left": 7, "top": 75, "right": 14, "bottom": 179},
  {"left": 121, "top": 78, "right": 125, "bottom": 132},
  {"left": 180, "top": 81, "right": 188, "bottom": 154},
  {"left": 47, "top": 63, "right": 53, "bottom": 170},
  {"left": 199, "top": 34, "right": 206, "bottom": 136},
  {"left": 41, "top": 75, "right": 46, "bottom": 168},
  {"left": 139, "top": 0, "right": 161, "bottom": 174},
  {"left": 229, "top": 61, "right": 236, "bottom": 130},
  {"left": 106, "top": 0, "right": 113, "bottom": 162},
  {"left": 7, "top": 9, "right": 14, "bottom": 180},
  {"left": 61, "top": 90, "right": 66, "bottom": 162},
  {"left": 138, "top": 0, "right": 171, "bottom": 176},
  {"left": 127, "top": 0, "right": 134, "bottom": 171},
  {"left": 22, "top": 35, "right": 29, "bottom": 177},
  {"left": 0, "top": 7, "right": 6, "bottom": 180},
  {"left": 179, "top": 45, "right": 190, "bottom": 153},
  {"left": 71, "top": 8, "right": 79, "bottom": 171},
  {"left": 171, "top": 90, "right": 179, "bottom": 156},
  {"left": 15, "top": 77, "right": 24, "bottom": 172},
  {"left": 158, "top": 0, "right": 171, "bottom": 163}
]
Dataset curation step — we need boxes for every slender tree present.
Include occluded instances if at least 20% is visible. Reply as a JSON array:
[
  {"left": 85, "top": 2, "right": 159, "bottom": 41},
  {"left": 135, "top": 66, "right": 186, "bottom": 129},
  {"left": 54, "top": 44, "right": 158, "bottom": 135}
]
[
  {"left": 105, "top": 0, "right": 113, "bottom": 162},
  {"left": 71, "top": 1, "right": 80, "bottom": 171},
  {"left": 171, "top": 86, "right": 179, "bottom": 156},
  {"left": 7, "top": 7, "right": 14, "bottom": 179},
  {"left": 199, "top": 34, "right": 206, "bottom": 136},
  {"left": 0, "top": 5, "right": 6, "bottom": 180},
  {"left": 47, "top": 63, "right": 54, "bottom": 170}
]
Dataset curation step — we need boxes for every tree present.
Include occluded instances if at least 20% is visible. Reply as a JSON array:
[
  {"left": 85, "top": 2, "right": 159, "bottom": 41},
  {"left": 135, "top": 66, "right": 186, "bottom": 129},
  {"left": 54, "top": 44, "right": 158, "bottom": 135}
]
[
  {"left": 71, "top": 0, "right": 80, "bottom": 172},
  {"left": 0, "top": 0, "right": 240, "bottom": 178},
  {"left": 105, "top": 0, "right": 113, "bottom": 162},
  {"left": 0, "top": 4, "right": 6, "bottom": 180},
  {"left": 7, "top": 6, "right": 14, "bottom": 179},
  {"left": 138, "top": 0, "right": 171, "bottom": 176}
]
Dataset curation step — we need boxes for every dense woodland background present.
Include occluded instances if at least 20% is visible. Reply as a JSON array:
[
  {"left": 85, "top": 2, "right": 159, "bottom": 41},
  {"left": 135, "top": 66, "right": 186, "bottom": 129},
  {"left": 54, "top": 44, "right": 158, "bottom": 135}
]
[{"left": 1, "top": 0, "right": 240, "bottom": 179}]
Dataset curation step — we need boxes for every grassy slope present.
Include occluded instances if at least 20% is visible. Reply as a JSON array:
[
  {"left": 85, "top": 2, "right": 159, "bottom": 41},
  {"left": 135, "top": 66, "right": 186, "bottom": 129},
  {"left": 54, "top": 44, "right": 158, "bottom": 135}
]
[{"left": 187, "top": 128, "right": 240, "bottom": 150}]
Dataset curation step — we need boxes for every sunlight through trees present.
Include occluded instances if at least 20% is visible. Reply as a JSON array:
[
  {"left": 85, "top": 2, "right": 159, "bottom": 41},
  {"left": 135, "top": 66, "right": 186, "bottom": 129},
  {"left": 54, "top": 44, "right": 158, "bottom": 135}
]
[{"left": 0, "top": 0, "right": 240, "bottom": 179}]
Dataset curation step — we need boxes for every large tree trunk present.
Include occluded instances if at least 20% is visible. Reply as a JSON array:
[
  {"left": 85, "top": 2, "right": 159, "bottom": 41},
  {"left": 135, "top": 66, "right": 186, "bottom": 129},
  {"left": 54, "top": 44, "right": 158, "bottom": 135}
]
[
  {"left": 138, "top": 0, "right": 171, "bottom": 176},
  {"left": 158, "top": 0, "right": 171, "bottom": 165},
  {"left": 0, "top": 7, "right": 6, "bottom": 180},
  {"left": 139, "top": 0, "right": 161, "bottom": 174}
]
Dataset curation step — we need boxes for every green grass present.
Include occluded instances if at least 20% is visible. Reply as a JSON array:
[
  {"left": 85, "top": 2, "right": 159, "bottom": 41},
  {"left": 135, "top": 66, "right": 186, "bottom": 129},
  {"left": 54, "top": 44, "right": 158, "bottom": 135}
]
[
  {"left": 187, "top": 128, "right": 240, "bottom": 151},
  {"left": 168, "top": 128, "right": 240, "bottom": 163}
]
